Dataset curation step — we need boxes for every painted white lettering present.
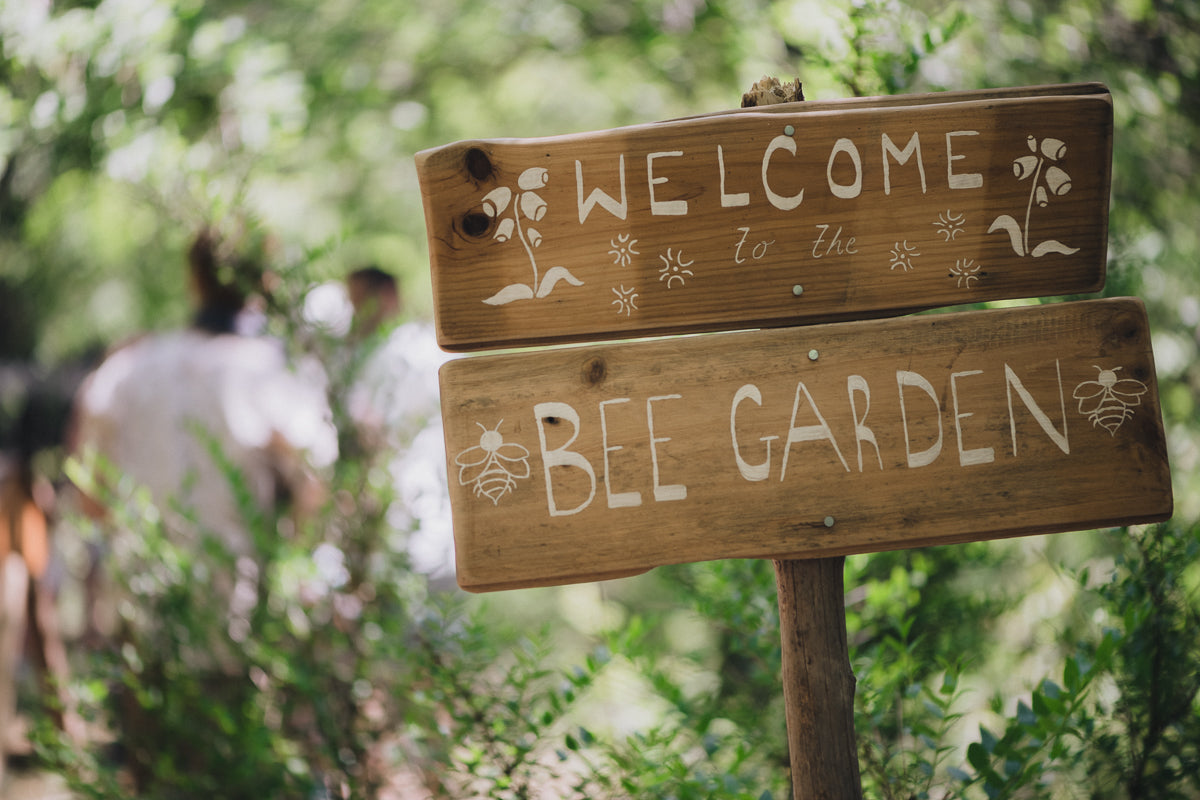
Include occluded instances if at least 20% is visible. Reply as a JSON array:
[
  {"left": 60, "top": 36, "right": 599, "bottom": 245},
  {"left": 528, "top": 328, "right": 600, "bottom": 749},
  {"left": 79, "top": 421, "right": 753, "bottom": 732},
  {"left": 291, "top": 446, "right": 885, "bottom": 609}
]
[
  {"left": 945, "top": 131, "right": 983, "bottom": 189},
  {"left": 576, "top": 156, "right": 628, "bottom": 223},
  {"left": 647, "top": 394, "right": 687, "bottom": 501},
  {"left": 734, "top": 227, "right": 751, "bottom": 264},
  {"left": 598, "top": 398, "right": 642, "bottom": 509},
  {"left": 736, "top": 227, "right": 776, "bottom": 263},
  {"left": 827, "top": 138, "right": 863, "bottom": 199},
  {"left": 718, "top": 145, "right": 750, "bottom": 208},
  {"left": 534, "top": 402, "right": 597, "bottom": 516},
  {"left": 812, "top": 224, "right": 858, "bottom": 258},
  {"left": 780, "top": 382, "right": 849, "bottom": 481},
  {"left": 1005, "top": 361, "right": 1069, "bottom": 455},
  {"left": 847, "top": 375, "right": 883, "bottom": 472},
  {"left": 950, "top": 370, "right": 995, "bottom": 467},
  {"left": 897, "top": 370, "right": 943, "bottom": 468},
  {"left": 762, "top": 135, "right": 805, "bottom": 211},
  {"left": 647, "top": 151, "right": 688, "bottom": 216},
  {"left": 730, "top": 384, "right": 778, "bottom": 481},
  {"left": 882, "top": 132, "right": 928, "bottom": 195}
]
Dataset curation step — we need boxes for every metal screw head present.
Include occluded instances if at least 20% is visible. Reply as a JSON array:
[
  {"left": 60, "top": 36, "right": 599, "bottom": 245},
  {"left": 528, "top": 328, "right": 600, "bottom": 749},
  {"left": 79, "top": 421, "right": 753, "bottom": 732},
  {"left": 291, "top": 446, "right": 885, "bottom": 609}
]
[
  {"left": 808, "top": 349, "right": 819, "bottom": 361},
  {"left": 784, "top": 124, "right": 795, "bottom": 136},
  {"left": 824, "top": 516, "right": 835, "bottom": 528},
  {"left": 792, "top": 284, "right": 804, "bottom": 296}
]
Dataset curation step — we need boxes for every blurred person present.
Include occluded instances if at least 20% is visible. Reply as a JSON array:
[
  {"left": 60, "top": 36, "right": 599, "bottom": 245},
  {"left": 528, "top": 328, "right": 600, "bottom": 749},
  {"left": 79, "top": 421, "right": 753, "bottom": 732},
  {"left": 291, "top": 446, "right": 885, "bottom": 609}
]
[
  {"left": 67, "top": 226, "right": 340, "bottom": 790},
  {"left": 344, "top": 266, "right": 455, "bottom": 587},
  {"left": 71, "top": 227, "right": 338, "bottom": 623},
  {"left": 345, "top": 265, "right": 400, "bottom": 342},
  {"left": 0, "top": 452, "right": 77, "bottom": 781},
  {"left": 0, "top": 328, "right": 93, "bottom": 779}
]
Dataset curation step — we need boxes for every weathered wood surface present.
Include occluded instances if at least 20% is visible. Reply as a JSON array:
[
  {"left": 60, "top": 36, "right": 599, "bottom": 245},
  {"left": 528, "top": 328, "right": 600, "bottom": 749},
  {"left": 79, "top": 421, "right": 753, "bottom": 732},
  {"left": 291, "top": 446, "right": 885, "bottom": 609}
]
[
  {"left": 776, "top": 557, "right": 862, "bottom": 800},
  {"left": 417, "top": 84, "right": 1112, "bottom": 351},
  {"left": 440, "top": 297, "right": 1171, "bottom": 592}
]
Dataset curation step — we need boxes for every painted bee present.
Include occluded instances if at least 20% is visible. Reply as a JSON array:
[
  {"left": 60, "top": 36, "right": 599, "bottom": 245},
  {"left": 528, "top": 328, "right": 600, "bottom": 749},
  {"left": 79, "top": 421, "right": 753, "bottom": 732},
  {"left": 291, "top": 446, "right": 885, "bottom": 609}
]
[
  {"left": 1073, "top": 366, "right": 1148, "bottom": 435},
  {"left": 455, "top": 420, "right": 531, "bottom": 505}
]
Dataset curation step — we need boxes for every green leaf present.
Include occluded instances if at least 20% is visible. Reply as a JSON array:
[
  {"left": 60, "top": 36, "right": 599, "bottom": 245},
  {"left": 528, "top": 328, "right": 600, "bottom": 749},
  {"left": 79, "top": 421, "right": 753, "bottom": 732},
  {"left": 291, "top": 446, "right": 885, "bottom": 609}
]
[
  {"left": 946, "top": 766, "right": 971, "bottom": 782},
  {"left": 980, "top": 726, "right": 998, "bottom": 754},
  {"left": 1016, "top": 699, "right": 1036, "bottom": 727},
  {"left": 967, "top": 741, "right": 991, "bottom": 772},
  {"left": 1064, "top": 655, "right": 1081, "bottom": 691}
]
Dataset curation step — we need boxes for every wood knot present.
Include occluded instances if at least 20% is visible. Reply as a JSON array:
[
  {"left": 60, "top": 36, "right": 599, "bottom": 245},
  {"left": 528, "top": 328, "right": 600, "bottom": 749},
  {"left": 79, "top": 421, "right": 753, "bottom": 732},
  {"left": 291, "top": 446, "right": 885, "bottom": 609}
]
[
  {"left": 464, "top": 147, "right": 493, "bottom": 181},
  {"left": 461, "top": 212, "right": 490, "bottom": 238},
  {"left": 1104, "top": 315, "right": 1143, "bottom": 349},
  {"left": 582, "top": 356, "right": 607, "bottom": 386}
]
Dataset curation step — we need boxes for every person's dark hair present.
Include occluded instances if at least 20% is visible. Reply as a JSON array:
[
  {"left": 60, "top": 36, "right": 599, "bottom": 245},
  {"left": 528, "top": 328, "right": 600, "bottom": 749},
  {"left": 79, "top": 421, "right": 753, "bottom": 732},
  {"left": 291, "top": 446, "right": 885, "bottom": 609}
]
[
  {"left": 346, "top": 264, "right": 401, "bottom": 336},
  {"left": 347, "top": 265, "right": 396, "bottom": 294},
  {"left": 188, "top": 228, "right": 258, "bottom": 334}
]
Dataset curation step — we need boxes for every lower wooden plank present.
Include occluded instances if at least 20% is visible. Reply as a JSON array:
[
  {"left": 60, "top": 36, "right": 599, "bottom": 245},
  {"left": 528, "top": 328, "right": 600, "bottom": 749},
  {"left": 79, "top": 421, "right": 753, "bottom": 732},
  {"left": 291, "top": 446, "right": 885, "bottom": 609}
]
[{"left": 439, "top": 298, "right": 1172, "bottom": 592}]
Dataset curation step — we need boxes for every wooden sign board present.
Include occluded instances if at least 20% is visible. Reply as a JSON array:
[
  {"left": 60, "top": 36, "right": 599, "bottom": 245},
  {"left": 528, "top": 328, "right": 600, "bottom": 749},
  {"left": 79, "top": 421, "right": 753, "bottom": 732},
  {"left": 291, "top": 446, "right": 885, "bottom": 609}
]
[
  {"left": 440, "top": 298, "right": 1171, "bottom": 592},
  {"left": 417, "top": 84, "right": 1113, "bottom": 351}
]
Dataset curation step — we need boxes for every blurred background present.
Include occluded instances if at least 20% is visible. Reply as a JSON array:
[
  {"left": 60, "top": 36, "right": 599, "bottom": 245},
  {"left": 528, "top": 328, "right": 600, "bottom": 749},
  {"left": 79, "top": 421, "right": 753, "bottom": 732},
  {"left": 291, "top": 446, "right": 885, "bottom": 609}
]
[{"left": 0, "top": 0, "right": 1197, "bottom": 798}]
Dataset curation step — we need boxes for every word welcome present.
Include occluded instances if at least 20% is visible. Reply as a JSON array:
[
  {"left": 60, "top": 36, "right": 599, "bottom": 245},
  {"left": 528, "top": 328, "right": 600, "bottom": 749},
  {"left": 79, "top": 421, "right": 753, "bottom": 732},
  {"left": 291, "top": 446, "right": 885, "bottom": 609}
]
[
  {"left": 575, "top": 130, "right": 983, "bottom": 223},
  {"left": 418, "top": 86, "right": 1113, "bottom": 350}
]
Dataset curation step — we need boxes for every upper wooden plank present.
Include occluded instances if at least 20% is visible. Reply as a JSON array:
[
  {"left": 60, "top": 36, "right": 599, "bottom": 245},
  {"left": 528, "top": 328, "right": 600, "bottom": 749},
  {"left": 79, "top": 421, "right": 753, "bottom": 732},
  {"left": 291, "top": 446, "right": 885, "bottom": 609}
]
[
  {"left": 439, "top": 298, "right": 1171, "bottom": 592},
  {"left": 417, "top": 84, "right": 1113, "bottom": 351}
]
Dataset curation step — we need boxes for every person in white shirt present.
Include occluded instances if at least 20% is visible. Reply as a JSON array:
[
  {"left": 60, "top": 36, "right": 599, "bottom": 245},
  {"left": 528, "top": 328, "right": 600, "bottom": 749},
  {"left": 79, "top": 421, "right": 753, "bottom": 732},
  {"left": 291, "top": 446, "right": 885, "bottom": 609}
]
[
  {"left": 72, "top": 228, "right": 338, "bottom": 627},
  {"left": 345, "top": 267, "right": 455, "bottom": 587}
]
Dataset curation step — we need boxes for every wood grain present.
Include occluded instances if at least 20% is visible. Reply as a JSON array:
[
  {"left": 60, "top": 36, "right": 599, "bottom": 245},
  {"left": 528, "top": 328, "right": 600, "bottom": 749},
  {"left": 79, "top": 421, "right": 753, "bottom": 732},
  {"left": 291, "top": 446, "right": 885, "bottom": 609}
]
[
  {"left": 775, "top": 557, "right": 862, "bottom": 800},
  {"left": 439, "top": 298, "right": 1171, "bottom": 592},
  {"left": 417, "top": 85, "right": 1112, "bottom": 351}
]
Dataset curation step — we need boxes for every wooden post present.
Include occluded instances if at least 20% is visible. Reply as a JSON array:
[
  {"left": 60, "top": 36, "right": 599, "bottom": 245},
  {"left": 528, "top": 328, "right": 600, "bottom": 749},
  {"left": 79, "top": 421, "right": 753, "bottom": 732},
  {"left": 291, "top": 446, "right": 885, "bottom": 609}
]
[
  {"left": 774, "top": 557, "right": 862, "bottom": 799},
  {"left": 743, "top": 77, "right": 863, "bottom": 800}
]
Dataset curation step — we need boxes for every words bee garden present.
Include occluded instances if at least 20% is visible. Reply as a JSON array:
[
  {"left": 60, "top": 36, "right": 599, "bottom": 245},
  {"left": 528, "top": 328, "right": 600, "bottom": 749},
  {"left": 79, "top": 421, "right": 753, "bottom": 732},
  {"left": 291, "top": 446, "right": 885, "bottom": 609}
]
[{"left": 436, "top": 298, "right": 1169, "bottom": 591}]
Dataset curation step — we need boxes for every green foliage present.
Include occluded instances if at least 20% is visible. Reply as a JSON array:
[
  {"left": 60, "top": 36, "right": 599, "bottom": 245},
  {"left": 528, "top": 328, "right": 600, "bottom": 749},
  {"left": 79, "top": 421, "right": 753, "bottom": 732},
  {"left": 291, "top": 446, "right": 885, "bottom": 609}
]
[
  {"left": 959, "top": 642, "right": 1114, "bottom": 799},
  {"left": 5, "top": 1, "right": 1200, "bottom": 797},
  {"left": 1085, "top": 522, "right": 1200, "bottom": 799},
  {"left": 777, "top": 0, "right": 970, "bottom": 96},
  {"left": 855, "top": 618, "right": 969, "bottom": 800},
  {"left": 942, "top": 522, "right": 1200, "bottom": 800}
]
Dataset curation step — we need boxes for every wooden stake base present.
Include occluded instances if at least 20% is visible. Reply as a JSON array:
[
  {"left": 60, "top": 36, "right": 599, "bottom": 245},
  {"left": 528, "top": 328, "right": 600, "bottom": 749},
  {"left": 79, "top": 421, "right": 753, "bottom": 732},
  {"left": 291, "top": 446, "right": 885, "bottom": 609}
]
[{"left": 774, "top": 557, "right": 863, "bottom": 799}]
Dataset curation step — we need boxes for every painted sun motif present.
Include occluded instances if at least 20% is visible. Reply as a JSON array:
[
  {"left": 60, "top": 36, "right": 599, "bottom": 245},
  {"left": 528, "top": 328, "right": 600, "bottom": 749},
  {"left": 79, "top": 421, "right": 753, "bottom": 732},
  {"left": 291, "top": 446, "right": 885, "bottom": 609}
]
[
  {"left": 933, "top": 210, "right": 966, "bottom": 241},
  {"left": 888, "top": 241, "right": 920, "bottom": 272},
  {"left": 949, "top": 258, "right": 984, "bottom": 288},
  {"left": 658, "top": 248, "right": 695, "bottom": 288},
  {"left": 612, "top": 284, "right": 639, "bottom": 315},
  {"left": 608, "top": 233, "right": 640, "bottom": 267}
]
